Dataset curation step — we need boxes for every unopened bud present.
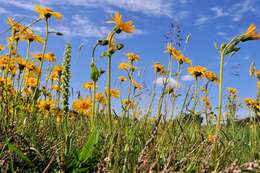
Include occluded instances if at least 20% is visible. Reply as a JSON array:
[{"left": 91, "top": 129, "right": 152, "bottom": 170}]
[{"left": 116, "top": 43, "right": 124, "bottom": 50}]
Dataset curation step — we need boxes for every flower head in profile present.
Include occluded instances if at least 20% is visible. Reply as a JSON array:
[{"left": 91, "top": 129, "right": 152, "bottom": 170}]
[
  {"left": 187, "top": 66, "right": 207, "bottom": 78},
  {"left": 106, "top": 88, "right": 120, "bottom": 98},
  {"left": 166, "top": 43, "right": 191, "bottom": 65},
  {"left": 153, "top": 63, "right": 166, "bottom": 75},
  {"left": 204, "top": 70, "right": 219, "bottom": 83},
  {"left": 83, "top": 82, "right": 96, "bottom": 90},
  {"left": 242, "top": 24, "right": 260, "bottom": 41},
  {"left": 34, "top": 6, "right": 62, "bottom": 20},
  {"left": 126, "top": 52, "right": 140, "bottom": 62},
  {"left": 122, "top": 99, "right": 134, "bottom": 110},
  {"left": 131, "top": 80, "right": 142, "bottom": 90},
  {"left": 113, "top": 12, "right": 135, "bottom": 33},
  {"left": 118, "top": 62, "right": 134, "bottom": 71},
  {"left": 96, "top": 92, "right": 106, "bottom": 105},
  {"left": 118, "top": 76, "right": 127, "bottom": 82},
  {"left": 32, "top": 52, "right": 56, "bottom": 62}
]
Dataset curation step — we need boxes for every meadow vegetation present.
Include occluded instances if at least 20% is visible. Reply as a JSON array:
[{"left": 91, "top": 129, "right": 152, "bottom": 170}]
[{"left": 0, "top": 6, "right": 259, "bottom": 173}]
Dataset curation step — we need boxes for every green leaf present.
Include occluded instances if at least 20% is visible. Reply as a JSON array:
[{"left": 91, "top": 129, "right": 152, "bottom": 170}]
[
  {"left": 7, "top": 143, "right": 31, "bottom": 164},
  {"left": 78, "top": 127, "right": 99, "bottom": 163}
]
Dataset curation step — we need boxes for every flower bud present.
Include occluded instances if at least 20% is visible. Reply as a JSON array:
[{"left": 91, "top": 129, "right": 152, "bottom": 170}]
[
  {"left": 116, "top": 43, "right": 124, "bottom": 50},
  {"left": 97, "top": 39, "right": 109, "bottom": 46}
]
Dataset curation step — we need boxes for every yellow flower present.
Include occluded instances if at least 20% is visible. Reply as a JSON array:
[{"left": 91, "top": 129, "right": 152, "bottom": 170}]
[
  {"left": 0, "top": 77, "right": 12, "bottom": 86},
  {"left": 118, "top": 62, "right": 133, "bottom": 71},
  {"left": 25, "top": 77, "right": 37, "bottom": 88},
  {"left": 255, "top": 70, "right": 260, "bottom": 80},
  {"left": 166, "top": 42, "right": 191, "bottom": 65},
  {"left": 34, "top": 6, "right": 62, "bottom": 20},
  {"left": 131, "top": 80, "right": 142, "bottom": 90},
  {"left": 106, "top": 88, "right": 120, "bottom": 98},
  {"left": 204, "top": 70, "right": 219, "bottom": 83},
  {"left": 25, "top": 61, "right": 40, "bottom": 74},
  {"left": 0, "top": 44, "right": 4, "bottom": 51},
  {"left": 243, "top": 24, "right": 260, "bottom": 41},
  {"left": 83, "top": 82, "right": 96, "bottom": 90},
  {"left": 208, "top": 134, "right": 218, "bottom": 143},
  {"left": 23, "top": 31, "right": 44, "bottom": 44},
  {"left": 126, "top": 52, "right": 140, "bottom": 62},
  {"left": 73, "top": 98, "right": 92, "bottom": 114},
  {"left": 96, "top": 92, "right": 106, "bottom": 105},
  {"left": 0, "top": 55, "right": 9, "bottom": 69},
  {"left": 51, "top": 85, "right": 61, "bottom": 92},
  {"left": 49, "top": 65, "right": 62, "bottom": 81},
  {"left": 257, "top": 81, "right": 260, "bottom": 89},
  {"left": 153, "top": 63, "right": 166, "bottom": 75},
  {"left": 15, "top": 56, "right": 26, "bottom": 70},
  {"left": 37, "top": 99, "right": 55, "bottom": 111},
  {"left": 113, "top": 11, "right": 135, "bottom": 33},
  {"left": 118, "top": 76, "right": 127, "bottom": 82},
  {"left": 32, "top": 52, "right": 56, "bottom": 62},
  {"left": 122, "top": 99, "right": 134, "bottom": 110},
  {"left": 187, "top": 66, "right": 207, "bottom": 78},
  {"left": 201, "top": 96, "right": 212, "bottom": 110},
  {"left": 227, "top": 88, "right": 237, "bottom": 94},
  {"left": 244, "top": 98, "right": 260, "bottom": 111}
]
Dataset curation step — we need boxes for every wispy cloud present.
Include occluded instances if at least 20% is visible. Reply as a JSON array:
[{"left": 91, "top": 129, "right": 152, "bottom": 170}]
[
  {"left": 1, "top": 0, "right": 175, "bottom": 17},
  {"left": 0, "top": 7, "right": 8, "bottom": 15},
  {"left": 211, "top": 7, "right": 229, "bottom": 18},
  {"left": 195, "top": 16, "right": 209, "bottom": 26},
  {"left": 181, "top": 74, "right": 194, "bottom": 81}
]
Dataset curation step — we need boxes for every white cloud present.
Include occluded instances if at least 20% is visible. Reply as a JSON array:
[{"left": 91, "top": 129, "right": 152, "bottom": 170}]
[
  {"left": 0, "top": 7, "right": 8, "bottom": 15},
  {"left": 154, "top": 77, "right": 179, "bottom": 88},
  {"left": 211, "top": 7, "right": 229, "bottom": 17},
  {"left": 1, "top": 0, "right": 175, "bottom": 17},
  {"left": 195, "top": 16, "right": 209, "bottom": 26},
  {"left": 181, "top": 74, "right": 194, "bottom": 81}
]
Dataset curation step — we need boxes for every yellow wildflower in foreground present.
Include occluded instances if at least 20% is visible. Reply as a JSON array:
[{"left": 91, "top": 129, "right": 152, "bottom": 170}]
[
  {"left": 118, "top": 76, "right": 127, "bottom": 82},
  {"left": 153, "top": 63, "right": 166, "bottom": 75},
  {"left": 37, "top": 99, "right": 55, "bottom": 111},
  {"left": 255, "top": 70, "right": 260, "bottom": 80},
  {"left": 106, "top": 88, "right": 120, "bottom": 98},
  {"left": 73, "top": 98, "right": 92, "bottom": 114},
  {"left": 187, "top": 66, "right": 207, "bottom": 78},
  {"left": 113, "top": 12, "right": 135, "bottom": 33},
  {"left": 34, "top": 6, "right": 62, "bottom": 20},
  {"left": 126, "top": 52, "right": 140, "bottom": 62},
  {"left": 243, "top": 24, "right": 260, "bottom": 41},
  {"left": 204, "top": 70, "right": 219, "bottom": 83}
]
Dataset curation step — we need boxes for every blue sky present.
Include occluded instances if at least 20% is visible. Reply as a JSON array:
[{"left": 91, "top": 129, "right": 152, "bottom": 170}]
[{"left": 0, "top": 0, "right": 260, "bottom": 116}]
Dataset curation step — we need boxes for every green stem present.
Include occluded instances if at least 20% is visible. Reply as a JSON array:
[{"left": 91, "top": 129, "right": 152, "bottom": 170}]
[
  {"left": 192, "top": 77, "right": 199, "bottom": 113},
  {"left": 216, "top": 51, "right": 224, "bottom": 132},
  {"left": 171, "top": 62, "right": 181, "bottom": 118},
  {"left": 35, "top": 18, "right": 49, "bottom": 97},
  {"left": 107, "top": 54, "right": 112, "bottom": 132}
]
